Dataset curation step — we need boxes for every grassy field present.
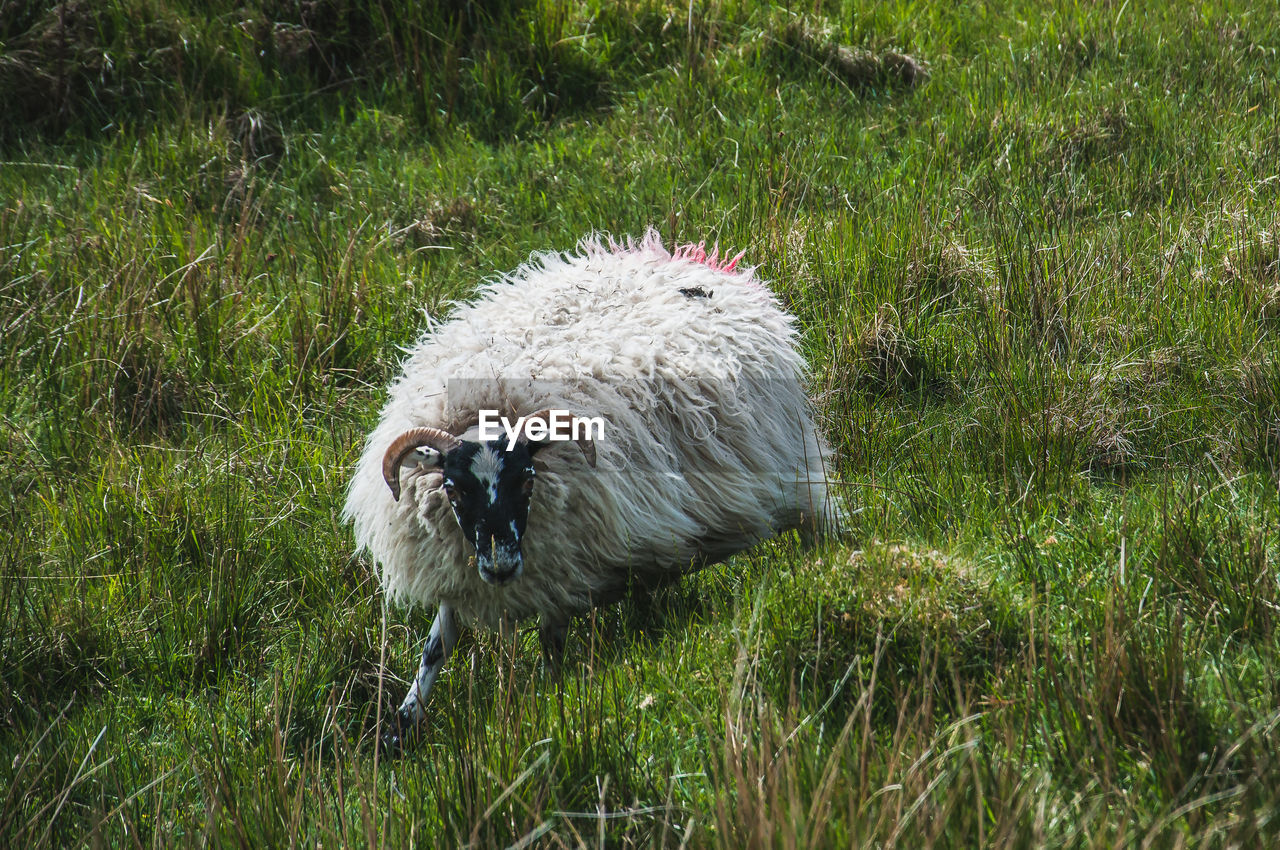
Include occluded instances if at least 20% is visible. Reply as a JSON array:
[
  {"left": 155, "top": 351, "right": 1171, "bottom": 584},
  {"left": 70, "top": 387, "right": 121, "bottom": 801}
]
[{"left": 2, "top": 0, "right": 1279, "bottom": 846}]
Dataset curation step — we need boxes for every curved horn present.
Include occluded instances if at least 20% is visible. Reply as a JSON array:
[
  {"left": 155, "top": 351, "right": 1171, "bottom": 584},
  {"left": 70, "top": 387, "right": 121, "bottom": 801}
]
[
  {"left": 522, "top": 408, "right": 598, "bottom": 468},
  {"left": 382, "top": 427, "right": 461, "bottom": 501}
]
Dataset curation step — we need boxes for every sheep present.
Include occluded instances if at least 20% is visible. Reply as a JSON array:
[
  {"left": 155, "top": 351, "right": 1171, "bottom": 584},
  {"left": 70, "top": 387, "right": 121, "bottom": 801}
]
[{"left": 343, "top": 229, "right": 834, "bottom": 745}]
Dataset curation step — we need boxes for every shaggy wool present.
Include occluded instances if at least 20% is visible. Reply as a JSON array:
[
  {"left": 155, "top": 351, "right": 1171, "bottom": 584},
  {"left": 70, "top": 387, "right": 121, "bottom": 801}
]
[{"left": 344, "top": 229, "right": 833, "bottom": 628}]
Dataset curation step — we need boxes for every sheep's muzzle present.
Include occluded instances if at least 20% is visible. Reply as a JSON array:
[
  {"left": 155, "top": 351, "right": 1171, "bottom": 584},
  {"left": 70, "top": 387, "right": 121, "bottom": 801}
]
[{"left": 476, "top": 541, "right": 523, "bottom": 585}]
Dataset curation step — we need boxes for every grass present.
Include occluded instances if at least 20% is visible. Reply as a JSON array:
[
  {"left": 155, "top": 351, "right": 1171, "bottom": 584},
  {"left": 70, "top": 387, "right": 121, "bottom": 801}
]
[{"left": 2, "top": 0, "right": 1279, "bottom": 845}]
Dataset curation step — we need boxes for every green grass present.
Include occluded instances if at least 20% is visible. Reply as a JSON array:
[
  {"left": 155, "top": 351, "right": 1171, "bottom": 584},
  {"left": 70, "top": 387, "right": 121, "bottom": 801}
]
[{"left": 2, "top": 0, "right": 1279, "bottom": 846}]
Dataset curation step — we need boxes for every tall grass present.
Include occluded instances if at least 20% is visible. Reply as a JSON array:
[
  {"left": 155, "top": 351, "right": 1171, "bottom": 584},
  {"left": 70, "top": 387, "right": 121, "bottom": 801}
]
[{"left": 3, "top": 0, "right": 1279, "bottom": 845}]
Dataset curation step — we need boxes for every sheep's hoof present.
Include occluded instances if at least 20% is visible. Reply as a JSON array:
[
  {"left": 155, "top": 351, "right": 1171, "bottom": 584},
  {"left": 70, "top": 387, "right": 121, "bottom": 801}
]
[{"left": 379, "top": 707, "right": 420, "bottom": 755}]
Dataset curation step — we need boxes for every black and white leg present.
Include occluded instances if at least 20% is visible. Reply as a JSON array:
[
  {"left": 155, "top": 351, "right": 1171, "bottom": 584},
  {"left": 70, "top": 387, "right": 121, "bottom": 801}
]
[
  {"left": 386, "top": 604, "right": 459, "bottom": 747},
  {"left": 538, "top": 616, "right": 569, "bottom": 669}
]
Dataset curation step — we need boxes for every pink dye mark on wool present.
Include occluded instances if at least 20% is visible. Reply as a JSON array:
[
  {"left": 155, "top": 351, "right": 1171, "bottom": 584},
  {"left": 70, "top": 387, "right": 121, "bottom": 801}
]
[
  {"left": 602, "top": 228, "right": 757, "bottom": 283},
  {"left": 671, "top": 241, "right": 748, "bottom": 274}
]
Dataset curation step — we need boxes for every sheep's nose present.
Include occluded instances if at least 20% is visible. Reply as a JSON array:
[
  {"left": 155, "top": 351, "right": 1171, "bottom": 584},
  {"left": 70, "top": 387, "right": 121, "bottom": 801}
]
[{"left": 477, "top": 539, "right": 523, "bottom": 585}]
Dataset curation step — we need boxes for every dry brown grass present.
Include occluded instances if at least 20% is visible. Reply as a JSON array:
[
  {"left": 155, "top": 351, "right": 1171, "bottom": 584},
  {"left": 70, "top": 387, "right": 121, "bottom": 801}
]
[
  {"left": 853, "top": 304, "right": 945, "bottom": 396},
  {"left": 389, "top": 196, "right": 483, "bottom": 249},
  {"left": 906, "top": 237, "right": 995, "bottom": 311},
  {"left": 1048, "top": 383, "right": 1139, "bottom": 474},
  {"left": 1223, "top": 224, "right": 1280, "bottom": 322},
  {"left": 769, "top": 17, "right": 927, "bottom": 92}
]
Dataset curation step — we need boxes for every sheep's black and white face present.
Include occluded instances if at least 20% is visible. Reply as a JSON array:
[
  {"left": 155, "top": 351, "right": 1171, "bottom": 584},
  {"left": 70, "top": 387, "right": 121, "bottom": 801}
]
[
  {"left": 436, "top": 437, "right": 542, "bottom": 585},
  {"left": 383, "top": 415, "right": 594, "bottom": 584}
]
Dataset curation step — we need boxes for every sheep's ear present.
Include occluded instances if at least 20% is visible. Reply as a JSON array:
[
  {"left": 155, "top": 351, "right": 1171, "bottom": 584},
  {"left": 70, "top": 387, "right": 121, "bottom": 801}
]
[
  {"left": 521, "top": 409, "right": 598, "bottom": 468},
  {"left": 383, "top": 427, "right": 460, "bottom": 500},
  {"left": 408, "top": 446, "right": 446, "bottom": 468}
]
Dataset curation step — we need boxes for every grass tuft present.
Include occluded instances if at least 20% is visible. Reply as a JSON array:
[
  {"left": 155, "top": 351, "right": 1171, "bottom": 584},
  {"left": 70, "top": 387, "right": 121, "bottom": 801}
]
[{"left": 768, "top": 16, "right": 927, "bottom": 93}]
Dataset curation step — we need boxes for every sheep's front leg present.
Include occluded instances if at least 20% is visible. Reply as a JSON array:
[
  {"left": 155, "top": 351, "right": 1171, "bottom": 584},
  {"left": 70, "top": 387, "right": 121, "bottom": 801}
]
[
  {"left": 384, "top": 604, "right": 459, "bottom": 749},
  {"left": 538, "top": 616, "right": 569, "bottom": 671}
]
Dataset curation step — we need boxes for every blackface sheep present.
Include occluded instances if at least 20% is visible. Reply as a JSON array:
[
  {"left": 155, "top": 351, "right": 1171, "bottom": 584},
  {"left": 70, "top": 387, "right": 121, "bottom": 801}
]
[{"left": 344, "top": 230, "right": 834, "bottom": 745}]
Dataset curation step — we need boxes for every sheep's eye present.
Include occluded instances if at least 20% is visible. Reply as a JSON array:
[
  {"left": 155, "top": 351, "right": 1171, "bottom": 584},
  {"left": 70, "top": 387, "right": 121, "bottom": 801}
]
[{"left": 443, "top": 480, "right": 458, "bottom": 502}]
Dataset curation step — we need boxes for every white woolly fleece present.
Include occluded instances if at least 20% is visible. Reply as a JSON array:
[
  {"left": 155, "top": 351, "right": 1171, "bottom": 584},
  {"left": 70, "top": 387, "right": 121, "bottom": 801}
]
[{"left": 344, "top": 229, "right": 834, "bottom": 629}]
